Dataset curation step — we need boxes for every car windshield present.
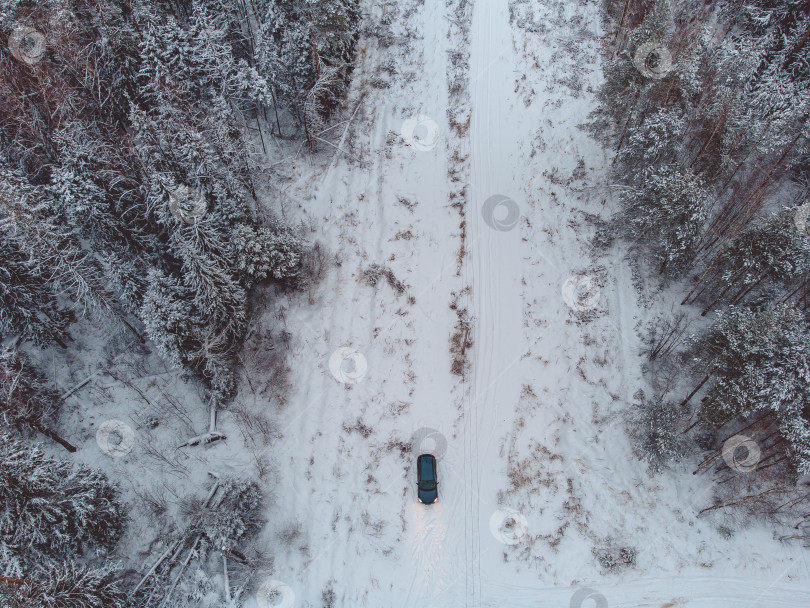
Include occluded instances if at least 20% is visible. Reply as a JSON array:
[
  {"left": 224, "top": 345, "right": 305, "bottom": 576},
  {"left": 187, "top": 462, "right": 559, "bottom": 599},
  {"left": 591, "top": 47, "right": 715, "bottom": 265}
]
[{"left": 419, "top": 480, "right": 436, "bottom": 491}]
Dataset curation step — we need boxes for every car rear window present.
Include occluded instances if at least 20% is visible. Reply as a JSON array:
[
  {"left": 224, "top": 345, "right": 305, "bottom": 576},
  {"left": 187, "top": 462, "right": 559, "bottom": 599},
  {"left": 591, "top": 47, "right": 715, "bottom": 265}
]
[{"left": 420, "top": 458, "right": 434, "bottom": 481}]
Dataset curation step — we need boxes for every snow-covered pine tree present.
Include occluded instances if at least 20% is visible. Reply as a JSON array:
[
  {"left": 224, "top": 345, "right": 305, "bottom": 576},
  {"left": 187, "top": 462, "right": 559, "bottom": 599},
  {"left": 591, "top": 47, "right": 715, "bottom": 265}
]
[
  {"left": 619, "top": 164, "right": 710, "bottom": 276},
  {"left": 612, "top": 108, "right": 687, "bottom": 184},
  {"left": 683, "top": 32, "right": 766, "bottom": 173},
  {"left": 0, "top": 561, "right": 127, "bottom": 608},
  {"left": 690, "top": 304, "right": 810, "bottom": 475},
  {"left": 195, "top": 478, "right": 263, "bottom": 555},
  {"left": 0, "top": 348, "right": 76, "bottom": 452},
  {"left": 631, "top": 394, "right": 686, "bottom": 473},
  {"left": 692, "top": 210, "right": 810, "bottom": 312},
  {"left": 0, "top": 436, "right": 125, "bottom": 575},
  {"left": 587, "top": 0, "right": 675, "bottom": 150}
]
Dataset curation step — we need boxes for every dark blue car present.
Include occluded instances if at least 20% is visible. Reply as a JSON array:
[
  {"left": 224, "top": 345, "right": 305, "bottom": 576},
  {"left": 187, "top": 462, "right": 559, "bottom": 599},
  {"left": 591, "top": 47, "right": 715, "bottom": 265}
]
[{"left": 417, "top": 454, "right": 438, "bottom": 504}]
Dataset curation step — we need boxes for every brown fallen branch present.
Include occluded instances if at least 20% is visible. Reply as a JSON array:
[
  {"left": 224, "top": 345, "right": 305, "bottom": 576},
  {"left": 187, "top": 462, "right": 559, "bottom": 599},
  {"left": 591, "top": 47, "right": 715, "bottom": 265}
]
[
  {"left": 698, "top": 487, "right": 791, "bottom": 516},
  {"left": 221, "top": 546, "right": 248, "bottom": 565},
  {"left": 0, "top": 575, "right": 27, "bottom": 586}
]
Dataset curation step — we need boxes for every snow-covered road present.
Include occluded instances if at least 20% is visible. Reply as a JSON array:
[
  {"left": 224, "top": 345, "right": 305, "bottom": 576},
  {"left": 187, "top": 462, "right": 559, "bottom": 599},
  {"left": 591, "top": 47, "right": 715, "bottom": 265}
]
[
  {"left": 464, "top": 0, "right": 526, "bottom": 605},
  {"left": 250, "top": 0, "right": 810, "bottom": 606}
]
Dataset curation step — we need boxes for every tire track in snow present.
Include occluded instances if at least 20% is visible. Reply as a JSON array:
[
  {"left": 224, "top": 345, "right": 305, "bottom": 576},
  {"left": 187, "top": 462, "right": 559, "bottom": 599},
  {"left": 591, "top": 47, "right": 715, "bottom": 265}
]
[{"left": 466, "top": 0, "right": 526, "bottom": 606}]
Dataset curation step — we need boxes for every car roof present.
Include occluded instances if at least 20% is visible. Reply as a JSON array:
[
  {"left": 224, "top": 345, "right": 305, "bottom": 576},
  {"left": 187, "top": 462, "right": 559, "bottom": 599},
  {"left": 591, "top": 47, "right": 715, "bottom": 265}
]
[{"left": 418, "top": 455, "right": 435, "bottom": 479}]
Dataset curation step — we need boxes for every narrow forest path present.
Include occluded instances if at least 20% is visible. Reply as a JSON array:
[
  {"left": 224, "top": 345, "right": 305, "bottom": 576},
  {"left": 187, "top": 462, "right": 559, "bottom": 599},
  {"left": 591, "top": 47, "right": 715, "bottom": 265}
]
[{"left": 463, "top": 0, "right": 526, "bottom": 605}]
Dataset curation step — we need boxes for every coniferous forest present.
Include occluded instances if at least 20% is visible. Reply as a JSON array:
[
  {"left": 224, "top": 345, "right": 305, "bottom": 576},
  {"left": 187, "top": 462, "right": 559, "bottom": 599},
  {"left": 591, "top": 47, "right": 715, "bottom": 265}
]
[
  {"left": 1, "top": 1, "right": 357, "bottom": 605},
  {"left": 2, "top": 0, "right": 810, "bottom": 605},
  {"left": 594, "top": 0, "right": 810, "bottom": 519}
]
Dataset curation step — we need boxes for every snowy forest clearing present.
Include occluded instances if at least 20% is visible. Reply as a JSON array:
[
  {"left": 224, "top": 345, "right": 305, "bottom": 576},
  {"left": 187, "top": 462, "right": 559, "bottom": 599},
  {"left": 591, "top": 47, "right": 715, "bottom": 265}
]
[
  {"left": 3, "top": 0, "right": 810, "bottom": 606},
  {"left": 245, "top": 0, "right": 810, "bottom": 605}
]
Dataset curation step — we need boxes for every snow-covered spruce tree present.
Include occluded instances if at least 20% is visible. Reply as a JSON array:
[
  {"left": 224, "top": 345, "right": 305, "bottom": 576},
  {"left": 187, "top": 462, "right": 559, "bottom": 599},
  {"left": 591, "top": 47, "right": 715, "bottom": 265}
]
[
  {"left": 1, "top": 0, "right": 314, "bottom": 405},
  {"left": 49, "top": 123, "right": 159, "bottom": 263},
  {"left": 255, "top": 1, "right": 314, "bottom": 114},
  {"left": 631, "top": 394, "right": 687, "bottom": 473},
  {"left": 129, "top": 103, "right": 254, "bottom": 400},
  {"left": 0, "top": 561, "right": 127, "bottom": 608},
  {"left": 0, "top": 348, "right": 76, "bottom": 452},
  {"left": 0, "top": 162, "right": 113, "bottom": 319},
  {"left": 134, "top": 1, "right": 272, "bottom": 114},
  {"left": 49, "top": 127, "right": 126, "bottom": 251},
  {"left": 229, "top": 222, "right": 306, "bottom": 288},
  {"left": 0, "top": 239, "right": 71, "bottom": 347},
  {"left": 689, "top": 305, "right": 810, "bottom": 475},
  {"left": 255, "top": 0, "right": 359, "bottom": 141},
  {"left": 619, "top": 164, "right": 711, "bottom": 276},
  {"left": 0, "top": 436, "right": 125, "bottom": 575},
  {"left": 130, "top": 21, "right": 311, "bottom": 401},
  {"left": 140, "top": 251, "right": 244, "bottom": 403}
]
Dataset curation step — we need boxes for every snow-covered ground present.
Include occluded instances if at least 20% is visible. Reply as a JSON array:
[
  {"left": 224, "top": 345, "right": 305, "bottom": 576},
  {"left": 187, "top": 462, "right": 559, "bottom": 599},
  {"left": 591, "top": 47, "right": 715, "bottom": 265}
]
[
  {"left": 250, "top": 0, "right": 810, "bottom": 605},
  {"left": 45, "top": 0, "right": 810, "bottom": 606}
]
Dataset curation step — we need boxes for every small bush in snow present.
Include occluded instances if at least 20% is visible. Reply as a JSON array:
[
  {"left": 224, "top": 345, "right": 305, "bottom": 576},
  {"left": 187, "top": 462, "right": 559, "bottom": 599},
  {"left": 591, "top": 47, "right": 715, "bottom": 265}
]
[
  {"left": 360, "top": 264, "right": 406, "bottom": 294},
  {"left": 322, "top": 579, "right": 337, "bottom": 608},
  {"left": 592, "top": 541, "right": 637, "bottom": 573},
  {"left": 277, "top": 519, "right": 303, "bottom": 547}
]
